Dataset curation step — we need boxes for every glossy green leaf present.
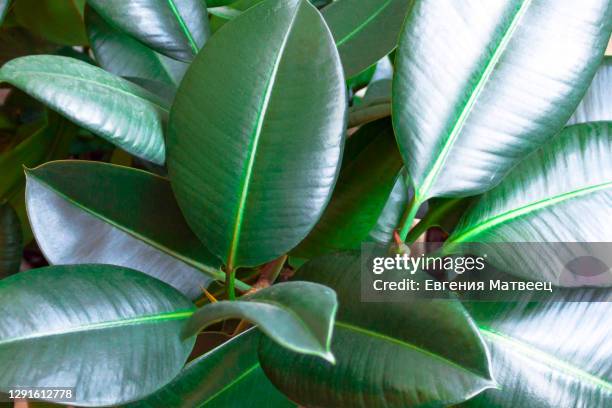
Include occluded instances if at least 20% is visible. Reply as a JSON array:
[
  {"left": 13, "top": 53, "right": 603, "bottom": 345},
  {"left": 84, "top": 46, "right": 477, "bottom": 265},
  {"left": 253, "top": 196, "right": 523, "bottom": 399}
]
[
  {"left": 126, "top": 329, "right": 296, "bottom": 408},
  {"left": 85, "top": 7, "right": 187, "bottom": 88},
  {"left": 322, "top": 0, "right": 411, "bottom": 78},
  {"left": 463, "top": 290, "right": 612, "bottom": 407},
  {"left": 567, "top": 56, "right": 612, "bottom": 125},
  {"left": 184, "top": 281, "right": 337, "bottom": 362},
  {"left": 13, "top": 0, "right": 87, "bottom": 45},
  {"left": 88, "top": 0, "right": 209, "bottom": 62},
  {"left": 0, "top": 264, "right": 196, "bottom": 406},
  {"left": 25, "top": 160, "right": 231, "bottom": 299},
  {"left": 292, "top": 119, "right": 403, "bottom": 258},
  {"left": 393, "top": 0, "right": 612, "bottom": 206},
  {"left": 0, "top": 202, "right": 21, "bottom": 278},
  {"left": 448, "top": 123, "right": 612, "bottom": 286},
  {"left": 0, "top": 55, "right": 168, "bottom": 164},
  {"left": 168, "top": 0, "right": 346, "bottom": 268},
  {"left": 259, "top": 251, "right": 494, "bottom": 407}
]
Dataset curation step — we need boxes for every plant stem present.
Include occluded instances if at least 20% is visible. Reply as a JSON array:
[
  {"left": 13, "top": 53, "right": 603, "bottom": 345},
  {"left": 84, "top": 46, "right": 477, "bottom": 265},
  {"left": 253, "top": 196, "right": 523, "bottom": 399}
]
[{"left": 397, "top": 195, "right": 421, "bottom": 243}]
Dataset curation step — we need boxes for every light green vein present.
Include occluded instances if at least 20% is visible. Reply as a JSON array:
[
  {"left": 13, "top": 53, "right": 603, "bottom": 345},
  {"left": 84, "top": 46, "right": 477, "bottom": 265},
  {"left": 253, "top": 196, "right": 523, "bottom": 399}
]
[
  {"left": 480, "top": 327, "right": 612, "bottom": 392},
  {"left": 226, "top": 4, "right": 300, "bottom": 268},
  {"left": 198, "top": 364, "right": 259, "bottom": 407},
  {"left": 335, "top": 321, "right": 491, "bottom": 380},
  {"left": 334, "top": 0, "right": 394, "bottom": 46},
  {"left": 0, "top": 309, "right": 194, "bottom": 347},
  {"left": 417, "top": 0, "right": 532, "bottom": 200},
  {"left": 450, "top": 180, "right": 612, "bottom": 242},
  {"left": 166, "top": 0, "right": 199, "bottom": 55}
]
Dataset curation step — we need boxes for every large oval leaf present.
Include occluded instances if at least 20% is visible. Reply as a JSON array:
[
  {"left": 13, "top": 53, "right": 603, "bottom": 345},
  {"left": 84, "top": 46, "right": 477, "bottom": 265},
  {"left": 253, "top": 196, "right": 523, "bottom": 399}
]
[
  {"left": 183, "top": 281, "right": 337, "bottom": 362},
  {"left": 168, "top": 0, "right": 346, "bottom": 268},
  {"left": 0, "top": 264, "right": 195, "bottom": 406},
  {"left": 463, "top": 290, "right": 612, "bottom": 407},
  {"left": 567, "top": 56, "right": 612, "bottom": 125},
  {"left": 322, "top": 0, "right": 410, "bottom": 78},
  {"left": 0, "top": 202, "right": 21, "bottom": 278},
  {"left": 292, "top": 119, "right": 403, "bottom": 258},
  {"left": 126, "top": 329, "right": 296, "bottom": 408},
  {"left": 13, "top": 0, "right": 88, "bottom": 46},
  {"left": 448, "top": 122, "right": 612, "bottom": 285},
  {"left": 85, "top": 7, "right": 187, "bottom": 88},
  {"left": 0, "top": 55, "right": 168, "bottom": 164},
  {"left": 393, "top": 0, "right": 612, "bottom": 206},
  {"left": 258, "top": 251, "right": 494, "bottom": 407},
  {"left": 88, "top": 0, "right": 209, "bottom": 62},
  {"left": 25, "top": 160, "right": 232, "bottom": 299}
]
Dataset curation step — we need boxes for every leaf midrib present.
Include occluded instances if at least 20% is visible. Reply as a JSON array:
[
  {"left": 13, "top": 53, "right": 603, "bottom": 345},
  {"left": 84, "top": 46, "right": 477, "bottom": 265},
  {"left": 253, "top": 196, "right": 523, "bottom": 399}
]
[
  {"left": 226, "top": 4, "right": 301, "bottom": 268},
  {"left": 416, "top": 0, "right": 532, "bottom": 201},
  {"left": 1, "top": 70, "right": 169, "bottom": 113},
  {"left": 0, "top": 309, "right": 194, "bottom": 347},
  {"left": 480, "top": 326, "right": 612, "bottom": 392},
  {"left": 334, "top": 0, "right": 394, "bottom": 47},
  {"left": 450, "top": 180, "right": 612, "bottom": 242},
  {"left": 335, "top": 321, "right": 490, "bottom": 380},
  {"left": 166, "top": 0, "right": 199, "bottom": 55}
]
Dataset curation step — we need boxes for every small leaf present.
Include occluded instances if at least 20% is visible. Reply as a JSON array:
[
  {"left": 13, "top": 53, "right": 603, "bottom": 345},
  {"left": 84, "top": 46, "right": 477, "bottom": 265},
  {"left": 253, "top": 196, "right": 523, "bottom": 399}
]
[
  {"left": 25, "top": 160, "right": 227, "bottom": 299},
  {"left": 183, "top": 281, "right": 337, "bottom": 362},
  {"left": 322, "top": 0, "right": 411, "bottom": 78},
  {"left": 393, "top": 0, "right": 612, "bottom": 205},
  {"left": 258, "top": 251, "right": 494, "bottom": 407},
  {"left": 88, "top": 0, "right": 210, "bottom": 62},
  {"left": 0, "top": 55, "right": 168, "bottom": 164},
  {"left": 567, "top": 56, "right": 612, "bottom": 125},
  {"left": 0, "top": 202, "right": 22, "bottom": 278},
  {"left": 85, "top": 6, "right": 187, "bottom": 88},
  {"left": 448, "top": 122, "right": 612, "bottom": 286},
  {"left": 463, "top": 290, "right": 612, "bottom": 407},
  {"left": 13, "top": 0, "right": 88, "bottom": 46},
  {"left": 168, "top": 0, "right": 346, "bottom": 268},
  {"left": 0, "top": 264, "right": 196, "bottom": 406},
  {"left": 126, "top": 329, "right": 296, "bottom": 408},
  {"left": 292, "top": 119, "right": 403, "bottom": 258}
]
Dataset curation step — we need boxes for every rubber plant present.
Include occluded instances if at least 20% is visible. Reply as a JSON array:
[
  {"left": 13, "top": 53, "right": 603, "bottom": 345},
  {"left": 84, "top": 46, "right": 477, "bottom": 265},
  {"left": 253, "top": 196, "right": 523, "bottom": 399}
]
[{"left": 0, "top": 0, "right": 610, "bottom": 407}]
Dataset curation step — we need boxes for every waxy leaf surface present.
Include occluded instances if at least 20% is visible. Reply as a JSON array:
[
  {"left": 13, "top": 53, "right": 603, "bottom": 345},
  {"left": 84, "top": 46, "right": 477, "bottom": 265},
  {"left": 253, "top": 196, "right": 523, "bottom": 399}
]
[
  {"left": 567, "top": 56, "right": 612, "bottom": 125},
  {"left": 85, "top": 7, "right": 187, "bottom": 88},
  {"left": 464, "top": 290, "right": 612, "bottom": 407},
  {"left": 184, "top": 281, "right": 337, "bottom": 362},
  {"left": 168, "top": 0, "right": 346, "bottom": 268},
  {"left": 0, "top": 264, "right": 195, "bottom": 406},
  {"left": 87, "top": 0, "right": 209, "bottom": 62},
  {"left": 449, "top": 123, "right": 612, "bottom": 286},
  {"left": 322, "top": 0, "right": 411, "bottom": 78},
  {"left": 26, "top": 161, "right": 223, "bottom": 299},
  {"left": 126, "top": 329, "right": 295, "bottom": 408},
  {"left": 393, "top": 0, "right": 612, "bottom": 203},
  {"left": 0, "top": 55, "right": 168, "bottom": 164},
  {"left": 259, "top": 251, "right": 494, "bottom": 407}
]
